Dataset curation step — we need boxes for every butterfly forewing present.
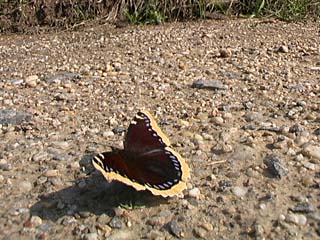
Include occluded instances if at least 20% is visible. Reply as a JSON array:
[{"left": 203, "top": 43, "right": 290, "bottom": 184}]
[{"left": 124, "top": 111, "right": 170, "bottom": 153}]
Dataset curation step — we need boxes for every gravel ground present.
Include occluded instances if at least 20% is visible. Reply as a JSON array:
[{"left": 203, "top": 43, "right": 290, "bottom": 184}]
[{"left": 0, "top": 19, "right": 319, "bottom": 239}]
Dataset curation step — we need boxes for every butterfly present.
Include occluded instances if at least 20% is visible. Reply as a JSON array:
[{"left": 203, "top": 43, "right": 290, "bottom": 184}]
[{"left": 92, "top": 110, "right": 190, "bottom": 197}]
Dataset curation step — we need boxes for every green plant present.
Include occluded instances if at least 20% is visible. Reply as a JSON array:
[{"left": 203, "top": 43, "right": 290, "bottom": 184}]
[
  {"left": 124, "top": 3, "right": 165, "bottom": 24},
  {"left": 273, "top": 0, "right": 316, "bottom": 21}
]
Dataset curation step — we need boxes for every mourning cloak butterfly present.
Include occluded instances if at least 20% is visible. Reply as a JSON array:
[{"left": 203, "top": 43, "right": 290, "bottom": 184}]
[{"left": 92, "top": 110, "right": 190, "bottom": 197}]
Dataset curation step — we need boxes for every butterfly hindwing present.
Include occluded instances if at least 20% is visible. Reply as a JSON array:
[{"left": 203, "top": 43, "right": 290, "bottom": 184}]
[{"left": 92, "top": 146, "right": 190, "bottom": 197}]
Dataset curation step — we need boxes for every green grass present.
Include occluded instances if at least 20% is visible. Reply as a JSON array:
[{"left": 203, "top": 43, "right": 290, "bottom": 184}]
[
  {"left": 0, "top": 0, "right": 319, "bottom": 32},
  {"left": 234, "top": 0, "right": 320, "bottom": 21}
]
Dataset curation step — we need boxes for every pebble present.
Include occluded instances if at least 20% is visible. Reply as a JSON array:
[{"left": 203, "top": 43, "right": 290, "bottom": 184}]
[
  {"left": 219, "top": 48, "right": 232, "bottom": 57},
  {"left": 278, "top": 45, "right": 289, "bottom": 53},
  {"left": 83, "top": 232, "right": 99, "bottom": 240},
  {"left": 97, "top": 213, "right": 111, "bottom": 225},
  {"left": 218, "top": 180, "right": 233, "bottom": 192},
  {"left": 103, "top": 131, "right": 114, "bottom": 137},
  {"left": 295, "top": 154, "right": 304, "bottom": 161},
  {"left": 147, "top": 210, "right": 172, "bottom": 227},
  {"left": 109, "top": 216, "right": 123, "bottom": 229},
  {"left": 0, "top": 109, "right": 31, "bottom": 125},
  {"left": 69, "top": 161, "right": 80, "bottom": 169},
  {"left": 232, "top": 186, "right": 248, "bottom": 197},
  {"left": 200, "top": 222, "right": 214, "bottom": 231},
  {"left": 291, "top": 202, "right": 315, "bottom": 213},
  {"left": 108, "top": 230, "right": 137, "bottom": 240},
  {"left": 302, "top": 144, "right": 320, "bottom": 160},
  {"left": 44, "top": 71, "right": 77, "bottom": 84},
  {"left": 50, "top": 177, "right": 63, "bottom": 186},
  {"left": 263, "top": 154, "right": 288, "bottom": 178},
  {"left": 222, "top": 112, "right": 233, "bottom": 119},
  {"left": 51, "top": 141, "right": 71, "bottom": 150},
  {"left": 194, "top": 226, "right": 207, "bottom": 238},
  {"left": 289, "top": 124, "right": 304, "bottom": 133},
  {"left": 188, "top": 187, "right": 201, "bottom": 198},
  {"left": 180, "top": 119, "right": 190, "bottom": 127},
  {"left": 212, "top": 116, "right": 224, "bottom": 125},
  {"left": 0, "top": 162, "right": 12, "bottom": 171},
  {"left": 11, "top": 79, "right": 24, "bottom": 85},
  {"left": 32, "top": 151, "right": 48, "bottom": 161},
  {"left": 112, "top": 126, "right": 126, "bottom": 134},
  {"left": 302, "top": 176, "right": 313, "bottom": 187},
  {"left": 19, "top": 181, "right": 33, "bottom": 192},
  {"left": 246, "top": 168, "right": 259, "bottom": 178},
  {"left": 191, "top": 79, "right": 227, "bottom": 90},
  {"left": 303, "top": 162, "right": 316, "bottom": 170},
  {"left": 53, "top": 153, "right": 71, "bottom": 161},
  {"left": 193, "top": 134, "right": 204, "bottom": 142},
  {"left": 0, "top": 175, "right": 4, "bottom": 182},
  {"left": 25, "top": 75, "right": 39, "bottom": 87},
  {"left": 168, "top": 219, "right": 183, "bottom": 238},
  {"left": 253, "top": 223, "right": 264, "bottom": 239},
  {"left": 43, "top": 169, "right": 59, "bottom": 177},
  {"left": 286, "top": 213, "right": 307, "bottom": 225},
  {"left": 9, "top": 208, "right": 30, "bottom": 216},
  {"left": 30, "top": 215, "right": 43, "bottom": 227},
  {"left": 244, "top": 112, "right": 263, "bottom": 122}
]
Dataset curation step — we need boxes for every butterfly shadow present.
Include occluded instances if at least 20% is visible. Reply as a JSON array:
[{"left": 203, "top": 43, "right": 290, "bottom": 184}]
[{"left": 30, "top": 155, "right": 169, "bottom": 222}]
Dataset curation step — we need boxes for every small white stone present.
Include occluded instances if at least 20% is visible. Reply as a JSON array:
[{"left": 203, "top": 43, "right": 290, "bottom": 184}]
[
  {"left": 25, "top": 75, "right": 39, "bottom": 87},
  {"left": 303, "top": 162, "right": 316, "bottom": 170},
  {"left": 69, "top": 161, "right": 80, "bottom": 169},
  {"left": 212, "top": 116, "right": 224, "bottom": 125},
  {"left": 232, "top": 187, "right": 248, "bottom": 197},
  {"left": 286, "top": 213, "right": 307, "bottom": 225},
  {"left": 103, "top": 131, "right": 114, "bottom": 137},
  {"left": 295, "top": 154, "right": 305, "bottom": 161},
  {"left": 303, "top": 144, "right": 320, "bottom": 160},
  {"left": 0, "top": 159, "right": 8, "bottom": 165},
  {"left": 30, "top": 215, "right": 42, "bottom": 227},
  {"left": 194, "top": 134, "right": 204, "bottom": 141},
  {"left": 279, "top": 214, "right": 286, "bottom": 221},
  {"left": 222, "top": 112, "right": 233, "bottom": 120},
  {"left": 286, "top": 148, "right": 296, "bottom": 156},
  {"left": 259, "top": 203, "right": 266, "bottom": 209},
  {"left": 188, "top": 187, "right": 201, "bottom": 198},
  {"left": 43, "top": 169, "right": 59, "bottom": 177},
  {"left": 19, "top": 181, "right": 33, "bottom": 192},
  {"left": 296, "top": 215, "right": 307, "bottom": 225},
  {"left": 51, "top": 141, "right": 70, "bottom": 150},
  {"left": 32, "top": 151, "right": 48, "bottom": 161}
]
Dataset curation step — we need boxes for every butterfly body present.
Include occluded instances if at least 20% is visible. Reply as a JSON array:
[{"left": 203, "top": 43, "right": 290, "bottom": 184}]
[{"left": 92, "top": 111, "right": 190, "bottom": 197}]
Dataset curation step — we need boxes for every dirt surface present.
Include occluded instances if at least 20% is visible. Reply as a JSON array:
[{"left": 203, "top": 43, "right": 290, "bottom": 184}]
[{"left": 0, "top": 19, "right": 319, "bottom": 239}]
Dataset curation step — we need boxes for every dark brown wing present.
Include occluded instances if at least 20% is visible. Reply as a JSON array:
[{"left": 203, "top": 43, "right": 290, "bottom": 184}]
[
  {"left": 92, "top": 146, "right": 190, "bottom": 197},
  {"left": 124, "top": 111, "right": 171, "bottom": 153}
]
